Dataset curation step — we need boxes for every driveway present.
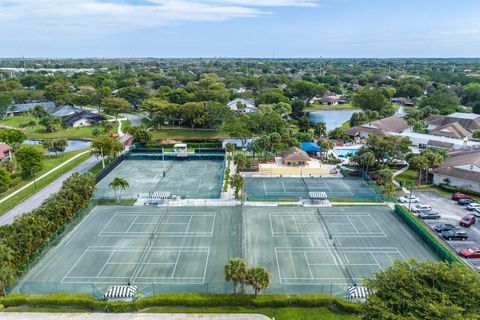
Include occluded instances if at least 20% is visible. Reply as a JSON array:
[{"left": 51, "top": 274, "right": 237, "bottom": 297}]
[
  {"left": 1, "top": 313, "right": 271, "bottom": 320},
  {"left": 120, "top": 113, "right": 144, "bottom": 126},
  {"left": 0, "top": 156, "right": 101, "bottom": 226},
  {"left": 414, "top": 190, "right": 480, "bottom": 269}
]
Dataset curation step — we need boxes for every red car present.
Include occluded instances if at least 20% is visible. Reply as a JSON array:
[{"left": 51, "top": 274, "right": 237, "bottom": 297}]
[
  {"left": 459, "top": 247, "right": 480, "bottom": 258},
  {"left": 452, "top": 192, "right": 472, "bottom": 201},
  {"left": 460, "top": 214, "right": 476, "bottom": 227}
]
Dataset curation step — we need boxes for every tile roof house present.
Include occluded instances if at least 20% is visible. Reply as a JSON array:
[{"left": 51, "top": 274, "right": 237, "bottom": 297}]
[
  {"left": 280, "top": 147, "right": 311, "bottom": 166},
  {"left": 61, "top": 111, "right": 106, "bottom": 128},
  {"left": 309, "top": 91, "right": 347, "bottom": 106},
  {"left": 49, "top": 104, "right": 82, "bottom": 117},
  {"left": 7, "top": 101, "right": 56, "bottom": 115},
  {"left": 429, "top": 122, "right": 472, "bottom": 139},
  {"left": 390, "top": 97, "right": 414, "bottom": 106},
  {"left": 432, "top": 148, "right": 480, "bottom": 192},
  {"left": 425, "top": 113, "right": 480, "bottom": 133},
  {"left": 227, "top": 98, "right": 257, "bottom": 114},
  {"left": 346, "top": 116, "right": 411, "bottom": 139},
  {"left": 0, "top": 143, "right": 12, "bottom": 161}
]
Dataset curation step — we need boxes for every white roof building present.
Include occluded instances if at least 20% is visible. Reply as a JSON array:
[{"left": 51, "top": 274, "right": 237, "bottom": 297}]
[{"left": 227, "top": 98, "right": 257, "bottom": 114}]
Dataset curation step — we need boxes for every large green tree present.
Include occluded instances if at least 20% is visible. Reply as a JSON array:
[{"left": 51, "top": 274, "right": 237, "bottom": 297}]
[
  {"left": 420, "top": 92, "right": 460, "bottom": 115},
  {"left": 15, "top": 145, "right": 44, "bottom": 177},
  {"left": 361, "top": 260, "right": 480, "bottom": 320},
  {"left": 352, "top": 88, "right": 393, "bottom": 116},
  {"left": 100, "top": 97, "right": 130, "bottom": 120}
]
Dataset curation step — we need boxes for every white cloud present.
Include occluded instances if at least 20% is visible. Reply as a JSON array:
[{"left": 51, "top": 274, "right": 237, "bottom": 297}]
[{"left": 0, "top": 0, "right": 317, "bottom": 33}]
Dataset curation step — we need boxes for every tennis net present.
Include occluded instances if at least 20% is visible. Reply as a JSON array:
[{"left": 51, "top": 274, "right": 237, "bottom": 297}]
[
  {"left": 129, "top": 234, "right": 154, "bottom": 284},
  {"left": 317, "top": 209, "right": 355, "bottom": 283}
]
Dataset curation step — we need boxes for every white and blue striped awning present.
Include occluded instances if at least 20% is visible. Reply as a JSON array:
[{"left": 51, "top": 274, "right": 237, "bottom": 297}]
[
  {"left": 309, "top": 192, "right": 328, "bottom": 200},
  {"left": 347, "top": 286, "right": 369, "bottom": 300},
  {"left": 104, "top": 286, "right": 137, "bottom": 299}
]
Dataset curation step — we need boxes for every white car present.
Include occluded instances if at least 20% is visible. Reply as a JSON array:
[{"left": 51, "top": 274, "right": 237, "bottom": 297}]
[
  {"left": 466, "top": 203, "right": 480, "bottom": 211},
  {"left": 411, "top": 204, "right": 432, "bottom": 213},
  {"left": 398, "top": 195, "right": 420, "bottom": 203},
  {"left": 473, "top": 207, "right": 480, "bottom": 218}
]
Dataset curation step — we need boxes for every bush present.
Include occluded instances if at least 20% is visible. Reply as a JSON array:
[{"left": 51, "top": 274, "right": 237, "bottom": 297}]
[
  {"left": 439, "top": 184, "right": 480, "bottom": 197},
  {"left": 0, "top": 293, "right": 359, "bottom": 314}
]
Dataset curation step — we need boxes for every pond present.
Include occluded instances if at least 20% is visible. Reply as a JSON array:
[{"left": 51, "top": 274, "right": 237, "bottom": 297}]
[
  {"left": 23, "top": 139, "right": 91, "bottom": 153},
  {"left": 308, "top": 109, "right": 360, "bottom": 132}
]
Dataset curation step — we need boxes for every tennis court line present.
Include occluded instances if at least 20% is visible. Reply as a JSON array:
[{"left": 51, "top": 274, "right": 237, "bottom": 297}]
[
  {"left": 99, "top": 212, "right": 216, "bottom": 237},
  {"left": 269, "top": 213, "right": 387, "bottom": 238},
  {"left": 62, "top": 246, "right": 210, "bottom": 285},
  {"left": 275, "top": 247, "right": 405, "bottom": 285}
]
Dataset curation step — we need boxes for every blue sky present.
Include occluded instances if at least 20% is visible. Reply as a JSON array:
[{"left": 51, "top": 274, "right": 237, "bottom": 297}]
[{"left": 1, "top": 0, "right": 480, "bottom": 58}]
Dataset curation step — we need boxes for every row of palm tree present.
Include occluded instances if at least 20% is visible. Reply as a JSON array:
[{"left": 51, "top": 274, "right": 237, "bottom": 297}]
[
  {"left": 224, "top": 258, "right": 271, "bottom": 296},
  {"left": 0, "top": 173, "right": 96, "bottom": 296}
]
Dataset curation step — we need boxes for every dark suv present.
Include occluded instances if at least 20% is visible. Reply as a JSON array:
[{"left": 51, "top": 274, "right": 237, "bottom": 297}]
[
  {"left": 417, "top": 211, "right": 441, "bottom": 220},
  {"left": 441, "top": 230, "right": 468, "bottom": 241},
  {"left": 458, "top": 198, "right": 475, "bottom": 206},
  {"left": 434, "top": 224, "right": 459, "bottom": 233}
]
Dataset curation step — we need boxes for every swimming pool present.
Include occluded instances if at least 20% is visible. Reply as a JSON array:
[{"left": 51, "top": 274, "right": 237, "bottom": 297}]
[{"left": 334, "top": 146, "right": 362, "bottom": 158}]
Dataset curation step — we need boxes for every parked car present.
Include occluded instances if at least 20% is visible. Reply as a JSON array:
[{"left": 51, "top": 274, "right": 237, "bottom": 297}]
[
  {"left": 441, "top": 230, "right": 468, "bottom": 241},
  {"left": 458, "top": 198, "right": 475, "bottom": 206},
  {"left": 474, "top": 207, "right": 480, "bottom": 217},
  {"left": 466, "top": 203, "right": 480, "bottom": 211},
  {"left": 460, "top": 214, "right": 477, "bottom": 227},
  {"left": 411, "top": 204, "right": 432, "bottom": 213},
  {"left": 398, "top": 195, "right": 420, "bottom": 203},
  {"left": 459, "top": 247, "right": 480, "bottom": 258},
  {"left": 417, "top": 211, "right": 441, "bottom": 220},
  {"left": 434, "top": 224, "right": 459, "bottom": 233},
  {"left": 452, "top": 192, "right": 472, "bottom": 201}
]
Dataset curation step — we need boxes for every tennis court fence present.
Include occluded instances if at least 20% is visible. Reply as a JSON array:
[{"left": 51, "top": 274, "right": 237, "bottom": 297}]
[{"left": 14, "top": 281, "right": 352, "bottom": 298}]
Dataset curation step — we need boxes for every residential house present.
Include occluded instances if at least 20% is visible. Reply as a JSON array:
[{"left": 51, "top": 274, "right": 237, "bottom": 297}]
[
  {"left": 390, "top": 97, "right": 414, "bottom": 106},
  {"left": 7, "top": 100, "right": 56, "bottom": 116},
  {"left": 425, "top": 113, "right": 480, "bottom": 133},
  {"left": 49, "top": 104, "right": 82, "bottom": 117},
  {"left": 432, "top": 148, "right": 480, "bottom": 192},
  {"left": 61, "top": 111, "right": 106, "bottom": 128},
  {"left": 309, "top": 91, "right": 347, "bottom": 106},
  {"left": 0, "top": 143, "right": 12, "bottom": 161},
  {"left": 227, "top": 98, "right": 257, "bottom": 114},
  {"left": 346, "top": 116, "right": 411, "bottom": 139},
  {"left": 280, "top": 147, "right": 311, "bottom": 166}
]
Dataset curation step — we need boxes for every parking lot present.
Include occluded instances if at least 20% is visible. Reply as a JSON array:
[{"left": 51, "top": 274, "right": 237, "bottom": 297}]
[{"left": 411, "top": 191, "right": 480, "bottom": 269}]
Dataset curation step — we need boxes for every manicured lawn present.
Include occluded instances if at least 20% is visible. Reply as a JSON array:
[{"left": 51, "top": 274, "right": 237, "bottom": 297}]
[
  {"left": 306, "top": 103, "right": 356, "bottom": 111},
  {"left": 0, "top": 114, "right": 124, "bottom": 139},
  {"left": 151, "top": 127, "right": 230, "bottom": 141},
  {"left": 395, "top": 169, "right": 418, "bottom": 186},
  {"left": 144, "top": 307, "right": 359, "bottom": 320},
  {"left": 0, "top": 148, "right": 91, "bottom": 216}
]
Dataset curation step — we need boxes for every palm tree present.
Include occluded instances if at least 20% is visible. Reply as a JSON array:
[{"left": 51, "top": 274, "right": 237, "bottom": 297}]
[
  {"left": 409, "top": 155, "right": 429, "bottom": 184},
  {"left": 224, "top": 258, "right": 249, "bottom": 294},
  {"left": 247, "top": 267, "right": 271, "bottom": 296},
  {"left": 318, "top": 140, "right": 334, "bottom": 159},
  {"left": 109, "top": 177, "right": 129, "bottom": 202},
  {"left": 314, "top": 121, "right": 327, "bottom": 137},
  {"left": 231, "top": 173, "right": 244, "bottom": 200}
]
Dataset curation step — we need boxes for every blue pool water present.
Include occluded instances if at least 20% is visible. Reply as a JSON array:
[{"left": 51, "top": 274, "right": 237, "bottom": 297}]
[{"left": 335, "top": 147, "right": 360, "bottom": 158}]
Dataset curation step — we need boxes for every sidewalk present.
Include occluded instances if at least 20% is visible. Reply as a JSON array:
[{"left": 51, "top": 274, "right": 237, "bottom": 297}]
[
  {"left": 0, "top": 150, "right": 91, "bottom": 206},
  {"left": 1, "top": 313, "right": 271, "bottom": 320}
]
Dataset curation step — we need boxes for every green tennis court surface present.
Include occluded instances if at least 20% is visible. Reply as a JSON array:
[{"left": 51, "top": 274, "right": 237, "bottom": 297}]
[
  {"left": 245, "top": 206, "right": 438, "bottom": 295},
  {"left": 17, "top": 205, "right": 438, "bottom": 297},
  {"left": 95, "top": 159, "right": 224, "bottom": 199},
  {"left": 244, "top": 177, "right": 381, "bottom": 201},
  {"left": 17, "top": 206, "right": 241, "bottom": 296}
]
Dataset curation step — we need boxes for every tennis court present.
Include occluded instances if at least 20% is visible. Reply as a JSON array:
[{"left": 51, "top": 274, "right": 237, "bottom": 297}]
[
  {"left": 244, "top": 177, "right": 380, "bottom": 201},
  {"left": 95, "top": 159, "right": 225, "bottom": 199},
  {"left": 17, "top": 206, "right": 241, "bottom": 296},
  {"left": 245, "top": 206, "right": 438, "bottom": 295}
]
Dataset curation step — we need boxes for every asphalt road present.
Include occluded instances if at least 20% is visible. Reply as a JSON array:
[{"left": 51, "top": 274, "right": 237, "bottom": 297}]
[
  {"left": 414, "top": 190, "right": 480, "bottom": 269},
  {"left": 0, "top": 155, "right": 101, "bottom": 226}
]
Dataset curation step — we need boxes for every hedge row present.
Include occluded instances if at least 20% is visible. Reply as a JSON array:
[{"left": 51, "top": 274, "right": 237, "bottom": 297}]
[
  {"left": 0, "top": 293, "right": 359, "bottom": 314},
  {"left": 394, "top": 204, "right": 462, "bottom": 263},
  {"left": 438, "top": 183, "right": 480, "bottom": 197}
]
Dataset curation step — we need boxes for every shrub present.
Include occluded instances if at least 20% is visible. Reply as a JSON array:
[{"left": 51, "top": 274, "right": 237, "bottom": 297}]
[{"left": 0, "top": 293, "right": 359, "bottom": 314}]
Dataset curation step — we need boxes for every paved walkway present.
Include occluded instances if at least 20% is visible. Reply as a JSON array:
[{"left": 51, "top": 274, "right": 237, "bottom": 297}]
[
  {"left": 1, "top": 313, "right": 270, "bottom": 320},
  {"left": 0, "top": 155, "right": 100, "bottom": 226},
  {"left": 0, "top": 150, "right": 92, "bottom": 206}
]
